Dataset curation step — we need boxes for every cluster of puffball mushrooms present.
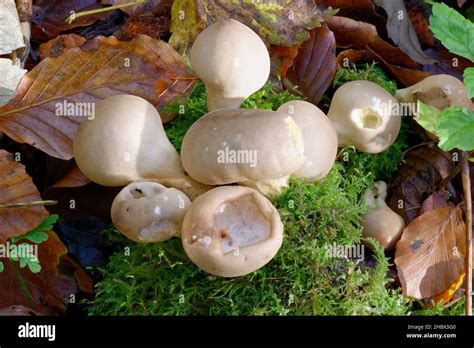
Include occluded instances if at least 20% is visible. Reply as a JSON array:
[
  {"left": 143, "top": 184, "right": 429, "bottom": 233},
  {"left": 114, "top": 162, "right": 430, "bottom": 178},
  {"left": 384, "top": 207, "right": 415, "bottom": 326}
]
[{"left": 73, "top": 19, "right": 473, "bottom": 277}]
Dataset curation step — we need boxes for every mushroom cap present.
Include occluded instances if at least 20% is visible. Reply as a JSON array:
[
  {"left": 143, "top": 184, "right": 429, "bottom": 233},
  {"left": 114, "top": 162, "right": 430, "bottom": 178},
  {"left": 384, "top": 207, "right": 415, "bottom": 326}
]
[
  {"left": 277, "top": 100, "right": 338, "bottom": 181},
  {"left": 327, "top": 80, "right": 401, "bottom": 154},
  {"left": 396, "top": 74, "right": 472, "bottom": 110},
  {"left": 190, "top": 19, "right": 270, "bottom": 110},
  {"left": 73, "top": 95, "right": 184, "bottom": 186},
  {"left": 111, "top": 181, "right": 191, "bottom": 243},
  {"left": 362, "top": 207, "right": 405, "bottom": 250},
  {"left": 180, "top": 108, "right": 305, "bottom": 185},
  {"left": 181, "top": 186, "right": 283, "bottom": 277}
]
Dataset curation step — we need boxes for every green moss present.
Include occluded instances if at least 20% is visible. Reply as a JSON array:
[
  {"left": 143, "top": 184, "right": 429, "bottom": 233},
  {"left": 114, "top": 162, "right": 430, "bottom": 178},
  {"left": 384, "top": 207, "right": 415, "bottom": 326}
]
[{"left": 333, "top": 63, "right": 397, "bottom": 95}]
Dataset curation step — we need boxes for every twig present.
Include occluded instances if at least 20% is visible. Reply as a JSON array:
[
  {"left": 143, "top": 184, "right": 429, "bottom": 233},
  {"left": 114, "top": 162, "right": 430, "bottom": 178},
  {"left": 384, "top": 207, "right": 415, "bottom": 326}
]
[
  {"left": 461, "top": 152, "right": 472, "bottom": 316},
  {"left": 64, "top": 0, "right": 149, "bottom": 24},
  {"left": 0, "top": 200, "right": 57, "bottom": 209}
]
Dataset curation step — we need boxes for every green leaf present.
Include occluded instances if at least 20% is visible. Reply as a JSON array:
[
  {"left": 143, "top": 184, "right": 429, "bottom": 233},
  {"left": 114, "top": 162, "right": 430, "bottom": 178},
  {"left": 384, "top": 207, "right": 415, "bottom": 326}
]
[
  {"left": 10, "top": 214, "right": 58, "bottom": 244},
  {"left": 429, "top": 2, "right": 474, "bottom": 61},
  {"left": 464, "top": 67, "right": 474, "bottom": 98},
  {"left": 24, "top": 258, "right": 41, "bottom": 273},
  {"left": 415, "top": 100, "right": 440, "bottom": 135},
  {"left": 437, "top": 107, "right": 474, "bottom": 151},
  {"left": 0, "top": 261, "right": 4, "bottom": 272}
]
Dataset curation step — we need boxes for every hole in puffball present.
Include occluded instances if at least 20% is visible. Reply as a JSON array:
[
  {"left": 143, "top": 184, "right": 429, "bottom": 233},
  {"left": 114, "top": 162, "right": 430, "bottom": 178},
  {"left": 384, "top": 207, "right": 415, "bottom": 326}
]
[
  {"left": 360, "top": 112, "right": 383, "bottom": 129},
  {"left": 214, "top": 194, "right": 271, "bottom": 254}
]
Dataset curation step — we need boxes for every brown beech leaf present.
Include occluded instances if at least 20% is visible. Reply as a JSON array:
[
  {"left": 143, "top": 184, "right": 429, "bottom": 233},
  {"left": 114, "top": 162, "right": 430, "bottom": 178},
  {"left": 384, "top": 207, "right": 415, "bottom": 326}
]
[
  {"left": 404, "top": 0, "right": 435, "bottom": 47},
  {"left": 283, "top": 24, "right": 336, "bottom": 104},
  {"left": 0, "top": 35, "right": 196, "bottom": 160},
  {"left": 0, "top": 150, "right": 49, "bottom": 243},
  {"left": 373, "top": 0, "right": 436, "bottom": 64},
  {"left": 31, "top": 0, "right": 109, "bottom": 39},
  {"left": 417, "top": 190, "right": 451, "bottom": 217},
  {"left": 315, "top": 0, "right": 387, "bottom": 35},
  {"left": 39, "top": 34, "right": 87, "bottom": 59},
  {"left": 0, "top": 231, "right": 80, "bottom": 315},
  {"left": 388, "top": 145, "right": 455, "bottom": 224},
  {"left": 270, "top": 45, "right": 300, "bottom": 79},
  {"left": 395, "top": 206, "right": 466, "bottom": 299},
  {"left": 0, "top": 305, "right": 42, "bottom": 316},
  {"left": 327, "top": 16, "right": 417, "bottom": 69}
]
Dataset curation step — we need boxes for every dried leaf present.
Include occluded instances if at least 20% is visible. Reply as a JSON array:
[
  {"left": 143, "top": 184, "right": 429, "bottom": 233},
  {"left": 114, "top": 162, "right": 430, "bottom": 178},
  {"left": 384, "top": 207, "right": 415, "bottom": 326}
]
[
  {"left": 0, "top": 305, "right": 42, "bottom": 316},
  {"left": 50, "top": 166, "right": 91, "bottom": 189},
  {"left": 0, "top": 35, "right": 196, "bottom": 160},
  {"left": 373, "top": 0, "right": 436, "bottom": 64},
  {"left": 0, "top": 150, "right": 49, "bottom": 243},
  {"left": 283, "top": 24, "right": 336, "bottom": 104},
  {"left": 270, "top": 45, "right": 300, "bottom": 79},
  {"left": 327, "top": 16, "right": 417, "bottom": 69},
  {"left": 431, "top": 272, "right": 464, "bottom": 305},
  {"left": 388, "top": 145, "right": 455, "bottom": 224},
  {"left": 417, "top": 190, "right": 450, "bottom": 217},
  {"left": 404, "top": 0, "right": 435, "bottom": 47},
  {"left": 395, "top": 206, "right": 466, "bottom": 299},
  {"left": 0, "top": 231, "right": 81, "bottom": 314},
  {"left": 39, "top": 34, "right": 87, "bottom": 59},
  {"left": 315, "top": 0, "right": 387, "bottom": 35},
  {"left": 31, "top": 0, "right": 109, "bottom": 39},
  {"left": 169, "top": 0, "right": 337, "bottom": 56}
]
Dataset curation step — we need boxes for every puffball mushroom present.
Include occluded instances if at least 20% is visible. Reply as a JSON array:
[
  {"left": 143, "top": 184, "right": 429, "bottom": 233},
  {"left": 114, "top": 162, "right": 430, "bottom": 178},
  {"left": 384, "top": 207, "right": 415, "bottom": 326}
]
[
  {"left": 181, "top": 186, "right": 283, "bottom": 277},
  {"left": 190, "top": 19, "right": 270, "bottom": 111},
  {"left": 111, "top": 181, "right": 191, "bottom": 243},
  {"left": 73, "top": 95, "right": 209, "bottom": 199},
  {"left": 396, "top": 74, "right": 472, "bottom": 110},
  {"left": 361, "top": 181, "right": 405, "bottom": 250},
  {"left": 277, "top": 100, "right": 338, "bottom": 181},
  {"left": 327, "top": 81, "right": 401, "bottom": 154},
  {"left": 180, "top": 108, "right": 305, "bottom": 195}
]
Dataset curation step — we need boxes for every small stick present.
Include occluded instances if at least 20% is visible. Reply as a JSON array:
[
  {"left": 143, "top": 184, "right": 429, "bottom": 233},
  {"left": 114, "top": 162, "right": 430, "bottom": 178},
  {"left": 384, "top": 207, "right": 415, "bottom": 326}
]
[
  {"left": 64, "top": 0, "right": 149, "bottom": 24},
  {"left": 461, "top": 152, "right": 472, "bottom": 316},
  {"left": 0, "top": 200, "right": 57, "bottom": 209}
]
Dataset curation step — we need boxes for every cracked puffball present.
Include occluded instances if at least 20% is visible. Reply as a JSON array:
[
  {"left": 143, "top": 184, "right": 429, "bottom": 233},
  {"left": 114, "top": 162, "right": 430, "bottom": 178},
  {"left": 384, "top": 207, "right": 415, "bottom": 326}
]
[
  {"left": 73, "top": 95, "right": 209, "bottom": 199},
  {"left": 181, "top": 186, "right": 283, "bottom": 277},
  {"left": 180, "top": 108, "right": 305, "bottom": 196},
  {"left": 111, "top": 181, "right": 191, "bottom": 243},
  {"left": 277, "top": 100, "right": 338, "bottom": 181},
  {"left": 327, "top": 81, "right": 401, "bottom": 154},
  {"left": 190, "top": 19, "right": 270, "bottom": 111},
  {"left": 396, "top": 74, "right": 472, "bottom": 111},
  {"left": 361, "top": 181, "right": 405, "bottom": 250}
]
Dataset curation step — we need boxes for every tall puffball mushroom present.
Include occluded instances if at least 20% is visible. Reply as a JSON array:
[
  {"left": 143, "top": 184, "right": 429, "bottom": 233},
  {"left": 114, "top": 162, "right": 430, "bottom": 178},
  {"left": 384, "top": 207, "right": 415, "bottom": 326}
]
[
  {"left": 181, "top": 186, "right": 283, "bottom": 277},
  {"left": 190, "top": 19, "right": 270, "bottom": 111},
  {"left": 111, "top": 181, "right": 191, "bottom": 243},
  {"left": 180, "top": 108, "right": 305, "bottom": 196},
  {"left": 73, "top": 95, "right": 208, "bottom": 199},
  {"left": 277, "top": 100, "right": 338, "bottom": 181},
  {"left": 327, "top": 81, "right": 401, "bottom": 154},
  {"left": 361, "top": 181, "right": 405, "bottom": 250},
  {"left": 396, "top": 74, "right": 472, "bottom": 110}
]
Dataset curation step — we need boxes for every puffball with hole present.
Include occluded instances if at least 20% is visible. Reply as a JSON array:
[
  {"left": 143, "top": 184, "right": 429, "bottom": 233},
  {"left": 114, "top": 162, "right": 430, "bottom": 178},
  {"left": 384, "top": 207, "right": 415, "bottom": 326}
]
[
  {"left": 277, "top": 100, "right": 338, "bottom": 181},
  {"left": 73, "top": 95, "right": 184, "bottom": 187},
  {"left": 181, "top": 186, "right": 283, "bottom": 277},
  {"left": 327, "top": 81, "right": 401, "bottom": 154},
  {"left": 111, "top": 181, "right": 191, "bottom": 243}
]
